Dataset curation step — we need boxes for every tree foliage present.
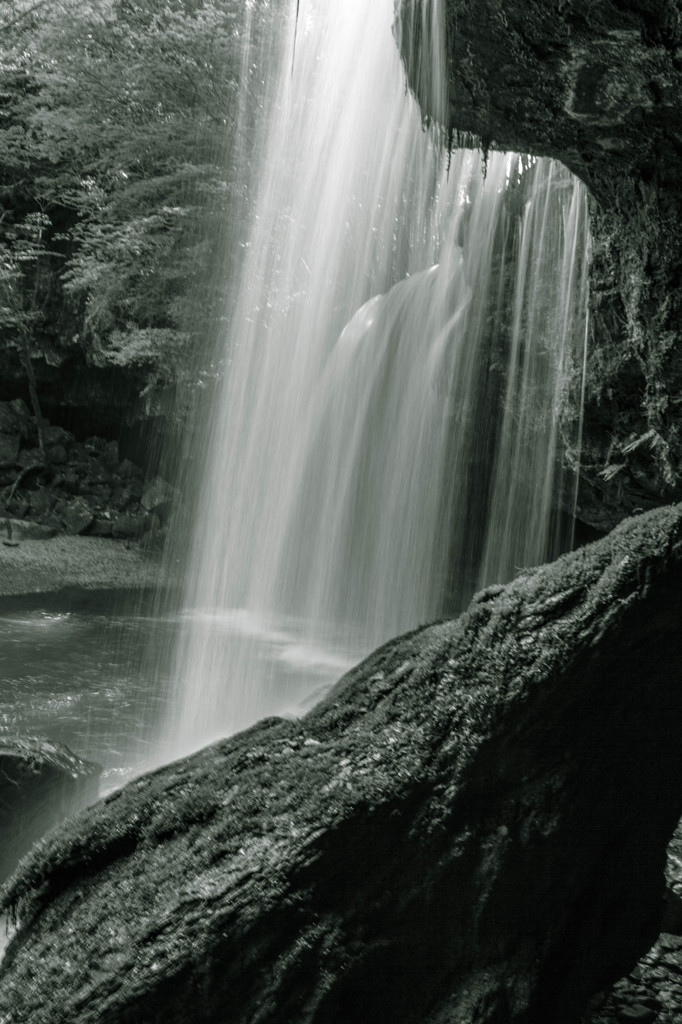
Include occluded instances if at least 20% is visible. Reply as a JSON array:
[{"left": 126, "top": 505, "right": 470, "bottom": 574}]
[{"left": 0, "top": 0, "right": 274, "bottom": 415}]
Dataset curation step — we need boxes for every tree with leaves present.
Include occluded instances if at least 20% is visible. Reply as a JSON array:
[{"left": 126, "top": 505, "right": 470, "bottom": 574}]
[
  {"left": 0, "top": 211, "right": 57, "bottom": 453},
  {"left": 0, "top": 0, "right": 276, "bottom": 425}
]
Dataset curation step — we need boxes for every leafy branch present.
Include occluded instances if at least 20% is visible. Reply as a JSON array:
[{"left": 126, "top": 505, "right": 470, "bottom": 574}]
[{"left": 0, "top": 212, "right": 59, "bottom": 453}]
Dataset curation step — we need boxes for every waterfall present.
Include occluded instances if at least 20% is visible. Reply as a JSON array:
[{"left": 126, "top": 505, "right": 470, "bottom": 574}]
[{"left": 161, "top": 0, "right": 590, "bottom": 759}]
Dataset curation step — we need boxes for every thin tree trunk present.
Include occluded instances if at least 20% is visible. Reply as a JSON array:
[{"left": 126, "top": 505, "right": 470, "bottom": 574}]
[{"left": 19, "top": 329, "right": 45, "bottom": 458}]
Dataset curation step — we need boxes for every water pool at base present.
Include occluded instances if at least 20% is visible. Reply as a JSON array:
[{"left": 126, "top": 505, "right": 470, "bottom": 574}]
[
  {"left": 0, "top": 592, "right": 360, "bottom": 793},
  {"left": 0, "top": 593, "right": 175, "bottom": 791}
]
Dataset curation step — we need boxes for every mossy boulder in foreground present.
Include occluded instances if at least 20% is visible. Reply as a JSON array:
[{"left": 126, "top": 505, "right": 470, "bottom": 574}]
[{"left": 2, "top": 504, "right": 682, "bottom": 1023}]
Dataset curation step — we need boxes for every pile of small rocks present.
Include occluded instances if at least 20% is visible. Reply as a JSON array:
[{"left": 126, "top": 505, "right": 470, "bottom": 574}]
[{"left": 0, "top": 398, "right": 177, "bottom": 545}]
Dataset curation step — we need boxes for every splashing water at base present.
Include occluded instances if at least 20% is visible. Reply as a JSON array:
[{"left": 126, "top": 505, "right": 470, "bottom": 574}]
[{"left": 161, "top": 0, "right": 589, "bottom": 760}]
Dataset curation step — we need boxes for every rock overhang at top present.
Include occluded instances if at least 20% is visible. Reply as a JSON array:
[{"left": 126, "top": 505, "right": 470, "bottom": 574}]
[
  {"left": 396, "top": 0, "right": 682, "bottom": 202},
  {"left": 397, "top": 0, "right": 682, "bottom": 535}
]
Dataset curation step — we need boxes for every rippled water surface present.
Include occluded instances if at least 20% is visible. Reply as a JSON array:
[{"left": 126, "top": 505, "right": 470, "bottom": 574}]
[
  {"left": 0, "top": 593, "right": 359, "bottom": 792},
  {"left": 0, "top": 593, "right": 177, "bottom": 791}
]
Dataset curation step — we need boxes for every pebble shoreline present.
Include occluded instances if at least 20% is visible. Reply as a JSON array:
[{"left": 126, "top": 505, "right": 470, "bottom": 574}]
[{"left": 0, "top": 535, "right": 169, "bottom": 601}]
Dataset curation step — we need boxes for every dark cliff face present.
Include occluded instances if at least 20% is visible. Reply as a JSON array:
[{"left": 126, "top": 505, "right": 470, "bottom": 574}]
[{"left": 398, "top": 0, "right": 682, "bottom": 531}]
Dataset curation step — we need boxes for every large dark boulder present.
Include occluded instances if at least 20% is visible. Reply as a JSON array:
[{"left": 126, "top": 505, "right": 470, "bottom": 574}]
[
  {"left": 1, "top": 504, "right": 682, "bottom": 1023},
  {"left": 0, "top": 736, "right": 100, "bottom": 884},
  {"left": 397, "top": 0, "right": 682, "bottom": 533}
]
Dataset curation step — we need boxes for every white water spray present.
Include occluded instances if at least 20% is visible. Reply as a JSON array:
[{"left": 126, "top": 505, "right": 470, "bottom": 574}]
[{"left": 162, "top": 0, "right": 589, "bottom": 759}]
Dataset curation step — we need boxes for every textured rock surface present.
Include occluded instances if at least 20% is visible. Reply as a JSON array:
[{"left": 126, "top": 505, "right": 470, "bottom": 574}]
[
  {"left": 586, "top": 821, "right": 682, "bottom": 1024},
  {"left": 0, "top": 736, "right": 100, "bottom": 884},
  {"left": 590, "top": 932, "right": 682, "bottom": 1024},
  {"left": 1, "top": 504, "right": 682, "bottom": 1023},
  {"left": 398, "top": 0, "right": 682, "bottom": 531}
]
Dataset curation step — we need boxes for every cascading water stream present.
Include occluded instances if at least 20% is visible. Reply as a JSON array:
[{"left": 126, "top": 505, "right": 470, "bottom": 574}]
[{"left": 161, "top": 0, "right": 590, "bottom": 760}]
